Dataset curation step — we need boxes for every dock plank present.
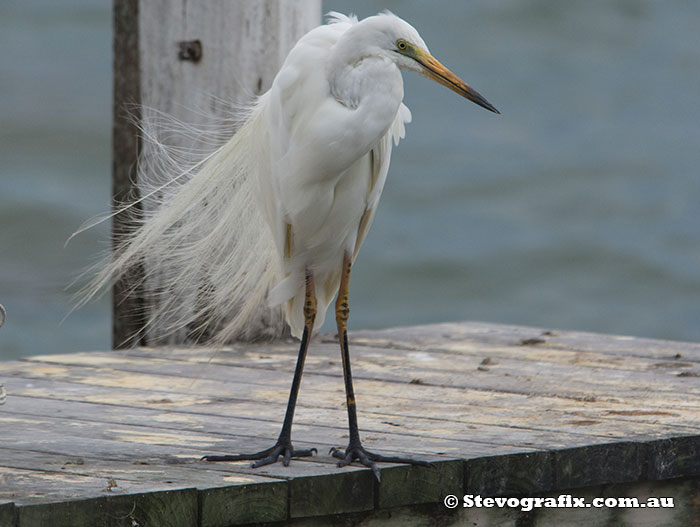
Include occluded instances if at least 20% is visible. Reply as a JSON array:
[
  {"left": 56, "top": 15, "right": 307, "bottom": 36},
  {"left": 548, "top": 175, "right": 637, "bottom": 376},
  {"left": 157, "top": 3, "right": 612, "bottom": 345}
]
[
  {"left": 5, "top": 371, "right": 688, "bottom": 459},
  {"left": 1, "top": 321, "right": 700, "bottom": 525}
]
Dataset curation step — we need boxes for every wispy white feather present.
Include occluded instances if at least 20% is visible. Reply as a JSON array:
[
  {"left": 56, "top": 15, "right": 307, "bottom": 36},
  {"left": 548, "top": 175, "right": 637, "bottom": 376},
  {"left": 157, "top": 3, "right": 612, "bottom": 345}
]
[{"left": 79, "top": 100, "right": 286, "bottom": 344}]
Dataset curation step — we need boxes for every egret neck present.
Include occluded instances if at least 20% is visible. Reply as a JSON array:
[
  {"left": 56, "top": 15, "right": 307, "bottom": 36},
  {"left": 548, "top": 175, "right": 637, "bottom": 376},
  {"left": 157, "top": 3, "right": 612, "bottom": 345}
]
[{"left": 327, "top": 53, "right": 403, "bottom": 166}]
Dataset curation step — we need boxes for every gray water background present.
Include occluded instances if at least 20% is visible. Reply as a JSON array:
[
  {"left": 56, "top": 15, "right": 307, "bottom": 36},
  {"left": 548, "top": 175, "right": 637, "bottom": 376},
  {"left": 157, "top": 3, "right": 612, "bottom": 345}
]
[{"left": 1, "top": 0, "right": 699, "bottom": 360}]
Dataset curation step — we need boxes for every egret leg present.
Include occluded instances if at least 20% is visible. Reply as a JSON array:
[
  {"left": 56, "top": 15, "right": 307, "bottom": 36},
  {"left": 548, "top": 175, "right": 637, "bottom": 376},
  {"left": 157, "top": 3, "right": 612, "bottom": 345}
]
[
  {"left": 329, "top": 254, "right": 431, "bottom": 481},
  {"left": 202, "top": 272, "right": 318, "bottom": 467}
]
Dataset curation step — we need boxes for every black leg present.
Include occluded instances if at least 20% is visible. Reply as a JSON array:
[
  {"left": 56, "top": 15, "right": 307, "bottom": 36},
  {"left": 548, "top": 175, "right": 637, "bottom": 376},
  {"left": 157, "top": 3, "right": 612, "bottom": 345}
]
[
  {"left": 202, "top": 272, "right": 317, "bottom": 467},
  {"left": 330, "top": 254, "right": 431, "bottom": 481}
]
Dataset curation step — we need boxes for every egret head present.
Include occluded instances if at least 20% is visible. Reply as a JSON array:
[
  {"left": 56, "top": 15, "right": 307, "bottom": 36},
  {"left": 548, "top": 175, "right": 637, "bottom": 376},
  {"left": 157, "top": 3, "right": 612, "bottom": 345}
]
[{"left": 353, "top": 12, "right": 499, "bottom": 114}]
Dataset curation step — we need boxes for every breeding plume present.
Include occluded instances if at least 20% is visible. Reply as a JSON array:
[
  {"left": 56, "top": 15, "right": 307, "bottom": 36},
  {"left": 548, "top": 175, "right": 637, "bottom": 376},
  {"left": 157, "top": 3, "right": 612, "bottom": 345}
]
[{"left": 90, "top": 12, "right": 498, "bottom": 479}]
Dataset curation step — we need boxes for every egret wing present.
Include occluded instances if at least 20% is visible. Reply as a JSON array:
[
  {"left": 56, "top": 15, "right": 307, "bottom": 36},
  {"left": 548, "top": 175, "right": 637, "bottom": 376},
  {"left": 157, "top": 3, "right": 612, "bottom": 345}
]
[{"left": 353, "top": 103, "right": 411, "bottom": 261}]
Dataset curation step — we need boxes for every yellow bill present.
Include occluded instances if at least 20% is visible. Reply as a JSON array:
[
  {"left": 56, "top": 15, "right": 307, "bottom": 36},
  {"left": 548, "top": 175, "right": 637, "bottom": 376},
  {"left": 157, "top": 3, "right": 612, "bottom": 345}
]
[{"left": 407, "top": 44, "right": 500, "bottom": 114}]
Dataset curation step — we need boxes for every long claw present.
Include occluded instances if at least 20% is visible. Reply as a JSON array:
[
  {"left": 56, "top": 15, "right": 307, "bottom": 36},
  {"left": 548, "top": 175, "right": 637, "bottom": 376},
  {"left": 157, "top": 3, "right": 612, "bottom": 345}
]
[
  {"left": 366, "top": 452, "right": 434, "bottom": 468},
  {"left": 252, "top": 451, "right": 283, "bottom": 468},
  {"left": 330, "top": 442, "right": 431, "bottom": 481},
  {"left": 354, "top": 450, "right": 378, "bottom": 481},
  {"left": 202, "top": 440, "right": 316, "bottom": 468},
  {"left": 356, "top": 450, "right": 370, "bottom": 465},
  {"left": 339, "top": 451, "right": 354, "bottom": 467},
  {"left": 371, "top": 463, "right": 381, "bottom": 482},
  {"left": 201, "top": 447, "right": 273, "bottom": 462}
]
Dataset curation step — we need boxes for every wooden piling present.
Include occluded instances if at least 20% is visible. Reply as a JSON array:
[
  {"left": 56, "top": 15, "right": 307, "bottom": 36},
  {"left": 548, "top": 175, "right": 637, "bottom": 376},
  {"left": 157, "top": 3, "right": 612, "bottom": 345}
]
[{"left": 111, "top": 0, "right": 321, "bottom": 348}]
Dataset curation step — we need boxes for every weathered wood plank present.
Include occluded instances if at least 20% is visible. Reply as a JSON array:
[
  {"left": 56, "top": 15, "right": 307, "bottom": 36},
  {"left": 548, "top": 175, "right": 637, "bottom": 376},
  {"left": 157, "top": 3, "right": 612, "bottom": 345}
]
[
  {"left": 0, "top": 502, "right": 16, "bottom": 527},
  {"left": 2, "top": 321, "right": 700, "bottom": 524},
  {"left": 377, "top": 460, "right": 463, "bottom": 510},
  {"left": 289, "top": 469, "right": 375, "bottom": 518},
  {"left": 0, "top": 464, "right": 194, "bottom": 506},
  {"left": 349, "top": 322, "right": 700, "bottom": 363},
  {"left": 5, "top": 348, "right": 697, "bottom": 418},
  {"left": 25, "top": 343, "right": 700, "bottom": 400},
  {"left": 1, "top": 390, "right": 697, "bottom": 503},
  {"left": 0, "top": 448, "right": 282, "bottom": 490},
  {"left": 0, "top": 404, "right": 526, "bottom": 477},
  {"left": 7, "top": 350, "right": 700, "bottom": 443},
  {"left": 0, "top": 392, "right": 527, "bottom": 459},
  {"left": 16, "top": 488, "right": 198, "bottom": 527},
  {"left": 126, "top": 329, "right": 700, "bottom": 376},
  {"left": 4, "top": 446, "right": 461, "bottom": 515},
  {"left": 5, "top": 371, "right": 674, "bottom": 457},
  {"left": 23, "top": 337, "right": 700, "bottom": 406},
  {"left": 199, "top": 482, "right": 287, "bottom": 527},
  {"left": 0, "top": 414, "right": 468, "bottom": 493},
  {"left": 553, "top": 442, "right": 646, "bottom": 488},
  {"left": 16, "top": 495, "right": 108, "bottom": 527},
  {"left": 8, "top": 360, "right": 699, "bottom": 439},
  {"left": 15, "top": 349, "right": 700, "bottom": 437},
  {"left": 647, "top": 436, "right": 700, "bottom": 480},
  {"left": 2, "top": 356, "right": 690, "bottom": 472},
  {"left": 464, "top": 451, "right": 555, "bottom": 496}
]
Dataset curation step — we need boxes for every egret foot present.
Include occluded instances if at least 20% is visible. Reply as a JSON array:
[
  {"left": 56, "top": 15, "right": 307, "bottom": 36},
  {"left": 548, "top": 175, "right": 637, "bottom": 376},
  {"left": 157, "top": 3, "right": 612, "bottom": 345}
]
[
  {"left": 202, "top": 440, "right": 317, "bottom": 468},
  {"left": 330, "top": 443, "right": 432, "bottom": 481}
]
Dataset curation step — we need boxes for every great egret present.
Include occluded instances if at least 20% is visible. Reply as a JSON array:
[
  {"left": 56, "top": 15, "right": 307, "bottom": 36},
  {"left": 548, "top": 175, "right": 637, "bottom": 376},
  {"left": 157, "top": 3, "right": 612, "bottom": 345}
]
[{"left": 89, "top": 12, "right": 498, "bottom": 479}]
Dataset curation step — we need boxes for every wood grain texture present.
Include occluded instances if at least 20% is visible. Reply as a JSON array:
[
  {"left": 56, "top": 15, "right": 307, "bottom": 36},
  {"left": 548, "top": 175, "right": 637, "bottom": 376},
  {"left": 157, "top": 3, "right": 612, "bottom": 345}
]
[
  {"left": 0, "top": 502, "right": 16, "bottom": 527},
  {"left": 377, "top": 460, "right": 463, "bottom": 509},
  {"left": 112, "top": 0, "right": 145, "bottom": 349},
  {"left": 112, "top": 0, "right": 321, "bottom": 346},
  {"left": 1, "top": 321, "right": 700, "bottom": 525}
]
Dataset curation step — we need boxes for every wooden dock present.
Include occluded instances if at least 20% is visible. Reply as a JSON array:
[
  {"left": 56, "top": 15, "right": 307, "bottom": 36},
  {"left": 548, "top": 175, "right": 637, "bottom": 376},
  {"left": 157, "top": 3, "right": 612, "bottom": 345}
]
[{"left": 1, "top": 321, "right": 699, "bottom": 526}]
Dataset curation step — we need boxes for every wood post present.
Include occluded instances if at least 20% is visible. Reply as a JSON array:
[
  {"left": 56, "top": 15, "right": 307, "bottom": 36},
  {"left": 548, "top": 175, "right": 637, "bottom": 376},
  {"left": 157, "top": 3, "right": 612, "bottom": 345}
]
[{"left": 112, "top": 0, "right": 321, "bottom": 348}]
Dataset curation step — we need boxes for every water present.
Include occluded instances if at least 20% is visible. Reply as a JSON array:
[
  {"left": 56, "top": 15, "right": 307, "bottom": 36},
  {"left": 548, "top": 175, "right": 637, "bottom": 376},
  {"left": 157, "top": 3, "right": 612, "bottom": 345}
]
[{"left": 1, "top": 0, "right": 699, "bottom": 360}]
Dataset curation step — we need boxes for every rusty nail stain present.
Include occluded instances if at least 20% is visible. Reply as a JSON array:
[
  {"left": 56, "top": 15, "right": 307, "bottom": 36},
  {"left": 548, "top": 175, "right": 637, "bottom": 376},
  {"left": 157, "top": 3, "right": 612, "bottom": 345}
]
[{"left": 178, "top": 40, "right": 202, "bottom": 62}]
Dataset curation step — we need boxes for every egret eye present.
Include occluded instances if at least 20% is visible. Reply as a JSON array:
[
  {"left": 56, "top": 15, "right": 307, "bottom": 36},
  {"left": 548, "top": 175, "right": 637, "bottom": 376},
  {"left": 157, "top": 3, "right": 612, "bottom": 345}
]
[{"left": 396, "top": 39, "right": 408, "bottom": 51}]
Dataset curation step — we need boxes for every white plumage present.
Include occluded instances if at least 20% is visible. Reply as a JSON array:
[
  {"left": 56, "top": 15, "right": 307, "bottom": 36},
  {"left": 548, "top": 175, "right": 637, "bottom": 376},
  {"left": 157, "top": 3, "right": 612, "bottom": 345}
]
[
  {"left": 262, "top": 13, "right": 414, "bottom": 336},
  {"left": 84, "top": 11, "right": 497, "bottom": 346}
]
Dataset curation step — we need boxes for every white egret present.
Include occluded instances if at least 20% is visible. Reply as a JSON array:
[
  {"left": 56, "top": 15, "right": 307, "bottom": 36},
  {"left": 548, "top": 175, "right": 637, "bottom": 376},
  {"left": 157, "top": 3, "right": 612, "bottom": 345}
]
[{"left": 90, "top": 12, "right": 498, "bottom": 479}]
